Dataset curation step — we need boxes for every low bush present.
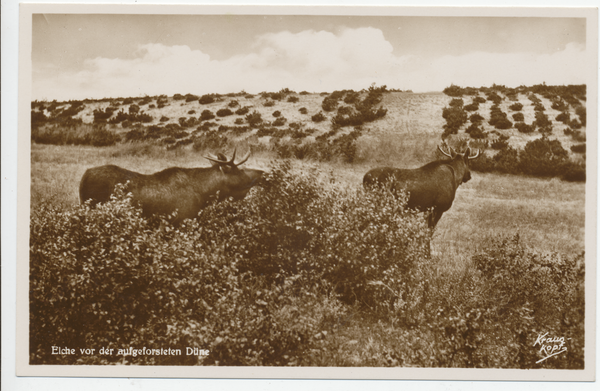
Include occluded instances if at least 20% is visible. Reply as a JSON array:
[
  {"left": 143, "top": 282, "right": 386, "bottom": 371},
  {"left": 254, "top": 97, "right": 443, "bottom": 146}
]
[
  {"left": 311, "top": 112, "right": 326, "bottom": 123},
  {"left": 570, "top": 143, "right": 586, "bottom": 154},
  {"left": 235, "top": 106, "right": 250, "bottom": 116},
  {"left": 299, "top": 107, "right": 308, "bottom": 115},
  {"left": 199, "top": 95, "right": 215, "bottom": 105},
  {"left": 245, "top": 111, "right": 263, "bottom": 127},
  {"left": 465, "top": 124, "right": 486, "bottom": 139},
  {"left": 273, "top": 117, "right": 287, "bottom": 127},
  {"left": 464, "top": 103, "right": 479, "bottom": 112},
  {"left": 321, "top": 96, "right": 339, "bottom": 112},
  {"left": 509, "top": 102, "right": 523, "bottom": 111},
  {"left": 469, "top": 113, "right": 484, "bottom": 124},
  {"left": 216, "top": 108, "right": 233, "bottom": 117},
  {"left": 519, "top": 136, "right": 569, "bottom": 177},
  {"left": 512, "top": 112, "right": 525, "bottom": 122},
  {"left": 561, "top": 161, "right": 586, "bottom": 182},
  {"left": 200, "top": 110, "right": 216, "bottom": 122},
  {"left": 515, "top": 122, "right": 534, "bottom": 134},
  {"left": 556, "top": 112, "right": 570, "bottom": 124}
]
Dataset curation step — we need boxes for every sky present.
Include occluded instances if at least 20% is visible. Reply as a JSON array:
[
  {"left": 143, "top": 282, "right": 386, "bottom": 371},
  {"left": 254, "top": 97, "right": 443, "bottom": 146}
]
[{"left": 32, "top": 13, "right": 589, "bottom": 101}]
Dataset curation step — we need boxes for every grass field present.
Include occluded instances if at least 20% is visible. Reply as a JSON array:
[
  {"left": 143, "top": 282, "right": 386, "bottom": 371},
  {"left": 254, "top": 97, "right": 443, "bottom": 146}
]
[{"left": 31, "top": 142, "right": 585, "bottom": 257}]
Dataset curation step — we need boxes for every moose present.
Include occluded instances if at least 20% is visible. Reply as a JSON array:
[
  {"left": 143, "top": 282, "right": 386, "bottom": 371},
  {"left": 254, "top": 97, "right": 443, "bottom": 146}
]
[
  {"left": 363, "top": 144, "right": 479, "bottom": 229},
  {"left": 79, "top": 148, "right": 263, "bottom": 225}
]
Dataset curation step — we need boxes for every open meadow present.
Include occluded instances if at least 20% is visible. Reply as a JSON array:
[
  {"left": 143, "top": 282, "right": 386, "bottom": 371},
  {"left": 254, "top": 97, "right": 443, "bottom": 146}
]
[{"left": 29, "top": 86, "right": 587, "bottom": 368}]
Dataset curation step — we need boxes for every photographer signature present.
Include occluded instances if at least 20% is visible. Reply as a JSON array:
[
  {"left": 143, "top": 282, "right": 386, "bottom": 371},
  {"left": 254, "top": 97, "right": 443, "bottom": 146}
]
[{"left": 534, "top": 332, "right": 568, "bottom": 363}]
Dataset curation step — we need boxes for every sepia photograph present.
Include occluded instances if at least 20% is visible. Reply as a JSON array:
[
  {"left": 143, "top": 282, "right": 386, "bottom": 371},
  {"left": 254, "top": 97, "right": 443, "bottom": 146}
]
[{"left": 11, "top": 3, "right": 597, "bottom": 383}]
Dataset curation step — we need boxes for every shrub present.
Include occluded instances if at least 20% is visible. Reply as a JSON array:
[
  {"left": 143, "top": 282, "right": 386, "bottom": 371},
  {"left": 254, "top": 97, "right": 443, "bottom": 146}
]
[
  {"left": 472, "top": 235, "right": 584, "bottom": 368},
  {"left": 464, "top": 103, "right": 479, "bottom": 112},
  {"left": 92, "top": 107, "right": 117, "bottom": 123},
  {"left": 448, "top": 98, "right": 463, "bottom": 108},
  {"left": 489, "top": 106, "right": 512, "bottom": 129},
  {"left": 216, "top": 108, "right": 234, "bottom": 117},
  {"left": 486, "top": 92, "right": 502, "bottom": 104},
  {"left": 442, "top": 105, "right": 468, "bottom": 138},
  {"left": 245, "top": 111, "right": 263, "bottom": 127},
  {"left": 512, "top": 112, "right": 525, "bottom": 122},
  {"left": 551, "top": 99, "right": 568, "bottom": 111},
  {"left": 569, "top": 119, "right": 582, "bottom": 130},
  {"left": 321, "top": 96, "right": 338, "bottom": 112},
  {"left": 159, "top": 116, "right": 169, "bottom": 122},
  {"left": 443, "top": 84, "right": 464, "bottom": 97},
  {"left": 185, "top": 94, "right": 199, "bottom": 102},
  {"left": 287, "top": 96, "right": 299, "bottom": 103},
  {"left": 188, "top": 110, "right": 196, "bottom": 115},
  {"left": 344, "top": 91, "right": 360, "bottom": 104},
  {"left": 491, "top": 134, "right": 510, "bottom": 150},
  {"left": 173, "top": 93, "right": 185, "bottom": 100},
  {"left": 570, "top": 143, "right": 586, "bottom": 154},
  {"left": 273, "top": 117, "right": 287, "bottom": 127},
  {"left": 199, "top": 95, "right": 215, "bottom": 105},
  {"left": 311, "top": 112, "right": 326, "bottom": 123},
  {"left": 263, "top": 100, "right": 275, "bottom": 107},
  {"left": 515, "top": 122, "right": 534, "bottom": 134},
  {"left": 85, "top": 126, "right": 121, "bottom": 147},
  {"left": 469, "top": 113, "right": 484, "bottom": 124},
  {"left": 555, "top": 112, "right": 570, "bottom": 124},
  {"left": 465, "top": 124, "right": 485, "bottom": 139},
  {"left": 192, "top": 130, "right": 229, "bottom": 151},
  {"left": 234, "top": 118, "right": 244, "bottom": 125},
  {"left": 31, "top": 111, "right": 48, "bottom": 128},
  {"left": 228, "top": 100, "right": 239, "bottom": 108},
  {"left": 519, "top": 137, "right": 569, "bottom": 177},
  {"left": 235, "top": 106, "right": 250, "bottom": 116},
  {"left": 533, "top": 111, "right": 551, "bottom": 128},
  {"left": 473, "top": 96, "right": 486, "bottom": 104},
  {"left": 299, "top": 107, "right": 308, "bottom": 115},
  {"left": 199, "top": 110, "right": 216, "bottom": 121},
  {"left": 561, "top": 161, "right": 586, "bottom": 182},
  {"left": 509, "top": 102, "right": 523, "bottom": 111},
  {"left": 272, "top": 110, "right": 281, "bottom": 118}
]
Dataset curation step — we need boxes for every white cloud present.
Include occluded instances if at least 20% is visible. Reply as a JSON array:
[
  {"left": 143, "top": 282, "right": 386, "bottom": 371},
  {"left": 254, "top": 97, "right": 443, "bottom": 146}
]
[{"left": 33, "top": 29, "right": 589, "bottom": 101}]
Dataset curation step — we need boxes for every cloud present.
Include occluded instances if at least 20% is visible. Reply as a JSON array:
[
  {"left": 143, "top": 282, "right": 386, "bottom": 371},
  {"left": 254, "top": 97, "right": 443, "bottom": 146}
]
[{"left": 33, "top": 29, "right": 589, "bottom": 101}]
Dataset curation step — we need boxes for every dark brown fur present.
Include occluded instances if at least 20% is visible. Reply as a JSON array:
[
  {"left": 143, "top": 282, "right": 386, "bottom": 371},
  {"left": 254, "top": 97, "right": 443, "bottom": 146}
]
[
  {"left": 363, "top": 148, "right": 475, "bottom": 229},
  {"left": 79, "top": 156, "right": 263, "bottom": 225}
]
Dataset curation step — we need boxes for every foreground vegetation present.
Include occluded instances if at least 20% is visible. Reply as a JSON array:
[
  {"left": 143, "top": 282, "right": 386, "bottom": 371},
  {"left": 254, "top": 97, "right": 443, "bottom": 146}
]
[{"left": 30, "top": 154, "right": 585, "bottom": 368}]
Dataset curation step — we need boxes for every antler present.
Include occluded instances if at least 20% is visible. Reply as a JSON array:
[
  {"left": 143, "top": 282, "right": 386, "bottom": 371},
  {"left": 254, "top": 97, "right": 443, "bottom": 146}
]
[
  {"left": 204, "top": 147, "right": 252, "bottom": 166},
  {"left": 438, "top": 143, "right": 454, "bottom": 158},
  {"left": 234, "top": 150, "right": 251, "bottom": 166},
  {"left": 468, "top": 149, "right": 480, "bottom": 160}
]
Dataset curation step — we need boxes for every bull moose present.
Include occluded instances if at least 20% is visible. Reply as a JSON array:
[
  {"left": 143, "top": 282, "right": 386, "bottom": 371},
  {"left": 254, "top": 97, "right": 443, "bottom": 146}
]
[
  {"left": 363, "top": 145, "right": 479, "bottom": 229},
  {"left": 79, "top": 149, "right": 263, "bottom": 224}
]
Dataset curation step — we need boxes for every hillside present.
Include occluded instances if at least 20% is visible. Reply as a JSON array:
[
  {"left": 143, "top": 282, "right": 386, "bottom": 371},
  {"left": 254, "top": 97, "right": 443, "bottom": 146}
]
[{"left": 30, "top": 85, "right": 587, "bottom": 172}]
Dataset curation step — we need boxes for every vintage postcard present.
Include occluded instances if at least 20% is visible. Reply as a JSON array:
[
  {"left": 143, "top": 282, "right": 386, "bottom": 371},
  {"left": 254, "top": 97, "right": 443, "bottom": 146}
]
[{"left": 15, "top": 3, "right": 596, "bottom": 382}]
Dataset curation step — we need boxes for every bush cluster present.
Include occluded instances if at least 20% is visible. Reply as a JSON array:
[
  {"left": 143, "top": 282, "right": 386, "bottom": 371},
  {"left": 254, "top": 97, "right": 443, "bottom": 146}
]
[
  {"left": 471, "top": 136, "right": 583, "bottom": 181},
  {"left": 441, "top": 104, "right": 468, "bottom": 138},
  {"left": 32, "top": 124, "right": 121, "bottom": 147},
  {"left": 30, "top": 163, "right": 431, "bottom": 365},
  {"left": 488, "top": 105, "right": 512, "bottom": 130}
]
